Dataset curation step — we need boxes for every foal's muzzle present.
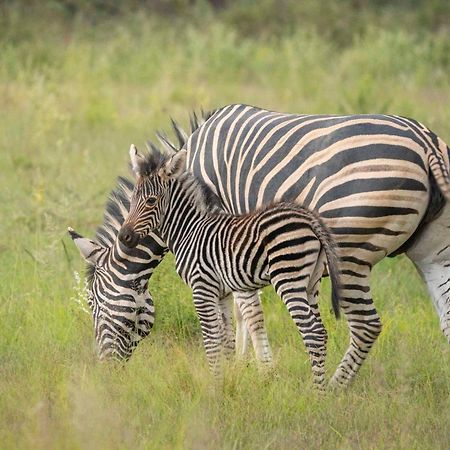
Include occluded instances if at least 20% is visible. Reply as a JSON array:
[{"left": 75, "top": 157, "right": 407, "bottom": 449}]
[{"left": 118, "top": 224, "right": 140, "bottom": 248}]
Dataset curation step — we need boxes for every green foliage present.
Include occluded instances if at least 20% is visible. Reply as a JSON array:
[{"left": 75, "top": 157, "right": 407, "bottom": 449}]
[{"left": 0, "top": 6, "right": 449, "bottom": 449}]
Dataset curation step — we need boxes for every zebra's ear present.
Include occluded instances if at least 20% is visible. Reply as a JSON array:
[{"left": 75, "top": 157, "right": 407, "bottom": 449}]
[
  {"left": 129, "top": 144, "right": 146, "bottom": 177},
  {"left": 68, "top": 227, "right": 103, "bottom": 265},
  {"left": 159, "top": 149, "right": 187, "bottom": 180}
]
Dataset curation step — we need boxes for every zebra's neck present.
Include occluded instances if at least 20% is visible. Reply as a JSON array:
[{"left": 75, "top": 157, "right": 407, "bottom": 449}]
[
  {"left": 108, "top": 234, "right": 167, "bottom": 286},
  {"left": 159, "top": 176, "right": 224, "bottom": 255}
]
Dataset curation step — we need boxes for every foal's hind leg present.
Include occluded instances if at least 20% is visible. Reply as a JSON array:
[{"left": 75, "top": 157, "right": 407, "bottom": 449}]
[
  {"left": 306, "top": 253, "right": 328, "bottom": 387},
  {"left": 274, "top": 278, "right": 328, "bottom": 389},
  {"left": 270, "top": 249, "right": 328, "bottom": 389},
  {"left": 407, "top": 202, "right": 450, "bottom": 342}
]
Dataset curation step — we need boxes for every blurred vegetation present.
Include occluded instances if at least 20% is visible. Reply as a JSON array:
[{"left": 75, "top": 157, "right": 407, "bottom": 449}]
[
  {"left": 1, "top": 0, "right": 450, "bottom": 45},
  {"left": 0, "top": 2, "right": 449, "bottom": 449}
]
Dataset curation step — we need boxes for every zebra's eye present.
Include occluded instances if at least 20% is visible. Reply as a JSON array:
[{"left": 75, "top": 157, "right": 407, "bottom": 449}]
[{"left": 146, "top": 196, "right": 157, "bottom": 206}]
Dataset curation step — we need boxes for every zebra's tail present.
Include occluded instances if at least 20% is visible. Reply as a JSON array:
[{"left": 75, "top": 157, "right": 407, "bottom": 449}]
[
  {"left": 320, "top": 228, "right": 342, "bottom": 320},
  {"left": 427, "top": 137, "right": 450, "bottom": 200},
  {"left": 305, "top": 209, "right": 342, "bottom": 320}
]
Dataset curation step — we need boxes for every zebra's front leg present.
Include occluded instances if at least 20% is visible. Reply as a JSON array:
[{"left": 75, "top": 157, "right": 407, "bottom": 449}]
[
  {"left": 330, "top": 266, "right": 382, "bottom": 389},
  {"left": 234, "top": 290, "right": 272, "bottom": 366},
  {"left": 192, "top": 289, "right": 225, "bottom": 375}
]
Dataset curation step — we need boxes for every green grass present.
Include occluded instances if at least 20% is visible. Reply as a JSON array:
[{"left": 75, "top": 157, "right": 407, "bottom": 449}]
[{"left": 1, "top": 6, "right": 449, "bottom": 449}]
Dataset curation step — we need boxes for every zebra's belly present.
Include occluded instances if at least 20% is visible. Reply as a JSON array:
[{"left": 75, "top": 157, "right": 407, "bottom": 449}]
[
  {"left": 316, "top": 188, "right": 429, "bottom": 265},
  {"left": 271, "top": 152, "right": 430, "bottom": 265},
  {"left": 256, "top": 163, "right": 429, "bottom": 266},
  {"left": 219, "top": 262, "right": 270, "bottom": 295}
]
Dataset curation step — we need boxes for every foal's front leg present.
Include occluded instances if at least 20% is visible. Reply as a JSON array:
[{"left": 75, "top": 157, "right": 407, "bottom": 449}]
[{"left": 192, "top": 288, "right": 225, "bottom": 375}]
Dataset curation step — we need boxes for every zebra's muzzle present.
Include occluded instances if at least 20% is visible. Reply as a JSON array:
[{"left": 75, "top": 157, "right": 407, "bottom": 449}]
[{"left": 118, "top": 224, "right": 140, "bottom": 248}]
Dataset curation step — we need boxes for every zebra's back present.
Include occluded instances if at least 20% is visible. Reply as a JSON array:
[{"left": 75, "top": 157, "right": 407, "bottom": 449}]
[
  {"left": 210, "top": 203, "right": 327, "bottom": 291},
  {"left": 185, "top": 104, "right": 447, "bottom": 265}
]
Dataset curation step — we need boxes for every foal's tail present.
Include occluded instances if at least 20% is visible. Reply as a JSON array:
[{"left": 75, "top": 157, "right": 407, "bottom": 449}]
[{"left": 305, "top": 209, "right": 342, "bottom": 320}]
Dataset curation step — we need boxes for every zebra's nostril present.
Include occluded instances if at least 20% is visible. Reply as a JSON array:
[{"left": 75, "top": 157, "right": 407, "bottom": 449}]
[{"left": 119, "top": 226, "right": 139, "bottom": 248}]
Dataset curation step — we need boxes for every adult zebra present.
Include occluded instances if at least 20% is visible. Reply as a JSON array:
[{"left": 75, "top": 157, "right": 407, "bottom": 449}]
[{"left": 70, "top": 104, "right": 450, "bottom": 386}]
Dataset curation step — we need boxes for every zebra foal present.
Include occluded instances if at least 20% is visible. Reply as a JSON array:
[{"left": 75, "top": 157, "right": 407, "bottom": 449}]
[
  {"left": 68, "top": 170, "right": 267, "bottom": 362},
  {"left": 118, "top": 145, "right": 342, "bottom": 388}
]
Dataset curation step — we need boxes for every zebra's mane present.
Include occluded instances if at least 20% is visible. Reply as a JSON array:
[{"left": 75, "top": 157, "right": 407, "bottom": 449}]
[
  {"left": 154, "top": 108, "right": 216, "bottom": 155},
  {"left": 85, "top": 176, "right": 134, "bottom": 285},
  {"left": 138, "top": 147, "right": 222, "bottom": 213},
  {"left": 177, "top": 171, "right": 223, "bottom": 213},
  {"left": 95, "top": 108, "right": 215, "bottom": 244},
  {"left": 95, "top": 176, "right": 135, "bottom": 247},
  {"left": 85, "top": 109, "right": 217, "bottom": 283},
  {"left": 135, "top": 108, "right": 221, "bottom": 212}
]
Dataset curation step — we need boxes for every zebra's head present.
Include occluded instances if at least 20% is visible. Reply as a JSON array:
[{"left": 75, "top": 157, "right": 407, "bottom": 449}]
[
  {"left": 68, "top": 177, "right": 165, "bottom": 361},
  {"left": 69, "top": 228, "right": 157, "bottom": 361},
  {"left": 119, "top": 145, "right": 187, "bottom": 248}
]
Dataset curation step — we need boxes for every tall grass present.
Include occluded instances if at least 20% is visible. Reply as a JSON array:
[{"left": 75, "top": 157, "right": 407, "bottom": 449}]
[{"left": 0, "top": 6, "right": 449, "bottom": 449}]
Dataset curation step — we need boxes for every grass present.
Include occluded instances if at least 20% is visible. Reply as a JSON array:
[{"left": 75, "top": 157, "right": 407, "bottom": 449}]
[{"left": 0, "top": 5, "right": 449, "bottom": 449}]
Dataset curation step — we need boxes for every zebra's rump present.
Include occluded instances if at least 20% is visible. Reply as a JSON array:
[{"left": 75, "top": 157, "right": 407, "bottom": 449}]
[{"left": 388, "top": 170, "right": 446, "bottom": 256}]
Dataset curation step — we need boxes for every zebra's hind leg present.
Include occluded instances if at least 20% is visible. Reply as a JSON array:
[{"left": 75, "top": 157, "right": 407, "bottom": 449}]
[
  {"left": 413, "top": 261, "right": 450, "bottom": 342},
  {"left": 272, "top": 273, "right": 328, "bottom": 390},
  {"left": 329, "top": 266, "right": 382, "bottom": 389},
  {"left": 234, "top": 290, "right": 272, "bottom": 366}
]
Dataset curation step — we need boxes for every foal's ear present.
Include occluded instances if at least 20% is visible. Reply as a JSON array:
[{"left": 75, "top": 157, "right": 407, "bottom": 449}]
[
  {"left": 129, "top": 144, "right": 146, "bottom": 177},
  {"left": 159, "top": 149, "right": 187, "bottom": 180},
  {"left": 68, "top": 227, "right": 103, "bottom": 265}
]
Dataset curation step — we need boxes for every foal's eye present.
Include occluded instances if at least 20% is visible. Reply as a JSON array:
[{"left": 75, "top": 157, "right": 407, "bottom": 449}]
[{"left": 146, "top": 196, "right": 157, "bottom": 206}]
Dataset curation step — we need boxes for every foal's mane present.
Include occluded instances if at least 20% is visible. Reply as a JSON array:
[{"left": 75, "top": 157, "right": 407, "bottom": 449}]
[
  {"left": 137, "top": 148, "right": 222, "bottom": 213},
  {"left": 93, "top": 108, "right": 217, "bottom": 247},
  {"left": 85, "top": 109, "right": 216, "bottom": 285}
]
